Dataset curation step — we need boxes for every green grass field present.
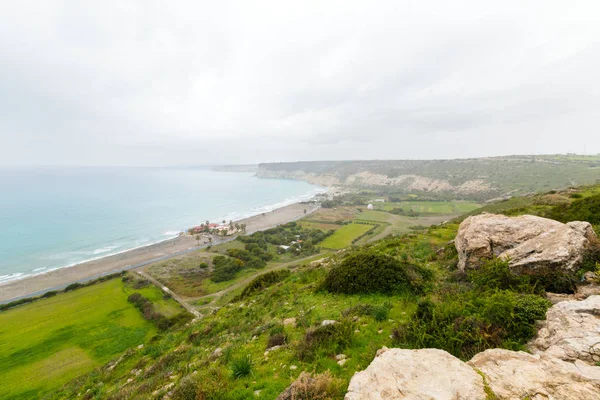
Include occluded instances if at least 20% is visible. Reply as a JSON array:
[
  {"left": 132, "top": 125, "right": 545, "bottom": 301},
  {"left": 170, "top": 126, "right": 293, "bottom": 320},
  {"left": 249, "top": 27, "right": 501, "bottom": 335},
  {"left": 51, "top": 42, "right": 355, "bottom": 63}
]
[
  {"left": 0, "top": 279, "right": 159, "bottom": 400},
  {"left": 380, "top": 201, "right": 480, "bottom": 214},
  {"left": 320, "top": 223, "right": 374, "bottom": 249}
]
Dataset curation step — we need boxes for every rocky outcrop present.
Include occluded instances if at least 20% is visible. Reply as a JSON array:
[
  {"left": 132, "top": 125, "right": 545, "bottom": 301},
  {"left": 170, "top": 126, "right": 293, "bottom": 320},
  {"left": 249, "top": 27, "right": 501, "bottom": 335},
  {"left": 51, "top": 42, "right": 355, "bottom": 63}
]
[
  {"left": 345, "top": 348, "right": 487, "bottom": 400},
  {"left": 345, "top": 347, "right": 600, "bottom": 399},
  {"left": 468, "top": 349, "right": 600, "bottom": 400},
  {"left": 529, "top": 295, "right": 600, "bottom": 364},
  {"left": 455, "top": 213, "right": 596, "bottom": 273}
]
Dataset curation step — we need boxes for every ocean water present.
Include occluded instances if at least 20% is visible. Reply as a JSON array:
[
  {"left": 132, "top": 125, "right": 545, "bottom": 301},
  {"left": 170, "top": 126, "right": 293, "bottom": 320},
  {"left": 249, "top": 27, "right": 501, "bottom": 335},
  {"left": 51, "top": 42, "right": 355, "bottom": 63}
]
[{"left": 0, "top": 167, "right": 325, "bottom": 284}]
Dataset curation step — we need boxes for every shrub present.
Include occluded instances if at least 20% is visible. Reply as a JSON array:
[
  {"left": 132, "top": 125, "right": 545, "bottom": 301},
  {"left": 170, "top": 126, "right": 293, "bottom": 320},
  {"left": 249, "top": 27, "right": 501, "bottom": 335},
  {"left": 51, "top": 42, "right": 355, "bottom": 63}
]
[
  {"left": 267, "top": 332, "right": 287, "bottom": 348},
  {"left": 171, "top": 376, "right": 199, "bottom": 400},
  {"left": 64, "top": 282, "right": 84, "bottom": 292},
  {"left": 341, "top": 303, "right": 391, "bottom": 321},
  {"left": 468, "top": 258, "right": 538, "bottom": 294},
  {"left": 211, "top": 256, "right": 244, "bottom": 282},
  {"left": 277, "top": 371, "right": 344, "bottom": 400},
  {"left": 237, "top": 269, "right": 291, "bottom": 300},
  {"left": 549, "top": 193, "right": 600, "bottom": 224},
  {"left": 230, "top": 354, "right": 253, "bottom": 379},
  {"left": 393, "top": 290, "right": 551, "bottom": 360},
  {"left": 320, "top": 250, "right": 430, "bottom": 295},
  {"left": 297, "top": 319, "right": 355, "bottom": 361}
]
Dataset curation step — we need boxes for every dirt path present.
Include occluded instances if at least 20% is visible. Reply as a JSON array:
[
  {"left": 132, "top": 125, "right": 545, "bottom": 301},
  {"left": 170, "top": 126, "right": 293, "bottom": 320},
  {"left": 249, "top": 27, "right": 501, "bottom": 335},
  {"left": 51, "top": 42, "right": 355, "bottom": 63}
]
[
  {"left": 135, "top": 270, "right": 203, "bottom": 318},
  {"left": 195, "top": 252, "right": 332, "bottom": 309}
]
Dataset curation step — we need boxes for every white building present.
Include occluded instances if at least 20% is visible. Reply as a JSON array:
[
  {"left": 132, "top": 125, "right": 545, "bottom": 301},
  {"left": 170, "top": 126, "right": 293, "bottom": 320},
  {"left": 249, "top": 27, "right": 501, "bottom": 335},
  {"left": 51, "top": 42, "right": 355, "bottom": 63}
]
[{"left": 367, "top": 204, "right": 374, "bottom": 210}]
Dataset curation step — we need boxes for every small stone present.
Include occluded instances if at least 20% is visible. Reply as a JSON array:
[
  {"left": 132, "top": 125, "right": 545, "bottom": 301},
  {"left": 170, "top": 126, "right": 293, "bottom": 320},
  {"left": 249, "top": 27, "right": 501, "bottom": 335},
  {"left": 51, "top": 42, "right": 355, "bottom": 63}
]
[
  {"left": 337, "top": 359, "right": 347, "bottom": 366},
  {"left": 137, "top": 344, "right": 144, "bottom": 349},
  {"left": 254, "top": 390, "right": 261, "bottom": 396},
  {"left": 290, "top": 365, "right": 298, "bottom": 370},
  {"left": 378, "top": 329, "right": 383, "bottom": 334},
  {"left": 321, "top": 320, "right": 337, "bottom": 326},
  {"left": 252, "top": 335, "right": 258, "bottom": 341},
  {"left": 354, "top": 329, "right": 360, "bottom": 333},
  {"left": 335, "top": 354, "right": 346, "bottom": 361},
  {"left": 283, "top": 317, "right": 296, "bottom": 326},
  {"left": 210, "top": 347, "right": 223, "bottom": 359}
]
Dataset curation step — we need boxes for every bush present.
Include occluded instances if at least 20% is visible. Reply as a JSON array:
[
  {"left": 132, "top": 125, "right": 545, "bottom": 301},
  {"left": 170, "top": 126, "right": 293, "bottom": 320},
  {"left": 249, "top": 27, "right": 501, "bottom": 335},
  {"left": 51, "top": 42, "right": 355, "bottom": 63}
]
[
  {"left": 267, "top": 332, "right": 287, "bottom": 348},
  {"left": 320, "top": 250, "right": 430, "bottom": 295},
  {"left": 230, "top": 354, "right": 253, "bottom": 379},
  {"left": 468, "top": 257, "right": 578, "bottom": 294},
  {"left": 549, "top": 193, "right": 600, "bottom": 224},
  {"left": 211, "top": 256, "right": 244, "bottom": 282},
  {"left": 277, "top": 371, "right": 344, "bottom": 400},
  {"left": 297, "top": 319, "right": 355, "bottom": 361},
  {"left": 237, "top": 269, "right": 291, "bottom": 300},
  {"left": 64, "top": 282, "right": 84, "bottom": 292},
  {"left": 468, "top": 258, "right": 538, "bottom": 293},
  {"left": 171, "top": 376, "right": 199, "bottom": 400},
  {"left": 341, "top": 302, "right": 391, "bottom": 321},
  {"left": 393, "top": 290, "right": 551, "bottom": 359}
]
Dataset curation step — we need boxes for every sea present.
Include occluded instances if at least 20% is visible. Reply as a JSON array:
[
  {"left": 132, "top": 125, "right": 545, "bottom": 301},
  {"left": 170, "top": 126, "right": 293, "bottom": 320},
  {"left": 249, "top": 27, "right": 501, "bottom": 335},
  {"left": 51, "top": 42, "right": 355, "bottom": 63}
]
[{"left": 0, "top": 166, "right": 325, "bottom": 284}]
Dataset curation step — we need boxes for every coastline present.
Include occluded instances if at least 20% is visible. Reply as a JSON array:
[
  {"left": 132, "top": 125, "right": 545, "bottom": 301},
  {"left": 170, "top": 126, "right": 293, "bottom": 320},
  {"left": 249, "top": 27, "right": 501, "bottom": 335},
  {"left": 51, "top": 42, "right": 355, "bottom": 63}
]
[{"left": 0, "top": 202, "right": 320, "bottom": 304}]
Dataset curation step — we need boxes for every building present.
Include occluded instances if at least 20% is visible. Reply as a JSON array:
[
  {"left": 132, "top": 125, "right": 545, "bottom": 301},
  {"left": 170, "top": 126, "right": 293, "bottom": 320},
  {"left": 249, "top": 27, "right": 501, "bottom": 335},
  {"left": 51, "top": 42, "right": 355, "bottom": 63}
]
[{"left": 367, "top": 204, "right": 374, "bottom": 210}]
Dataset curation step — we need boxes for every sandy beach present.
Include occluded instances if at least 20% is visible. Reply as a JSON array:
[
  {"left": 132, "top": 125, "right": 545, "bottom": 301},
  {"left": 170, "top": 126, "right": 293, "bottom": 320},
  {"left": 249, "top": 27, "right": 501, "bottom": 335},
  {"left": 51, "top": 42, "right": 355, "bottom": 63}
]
[{"left": 0, "top": 202, "right": 319, "bottom": 303}]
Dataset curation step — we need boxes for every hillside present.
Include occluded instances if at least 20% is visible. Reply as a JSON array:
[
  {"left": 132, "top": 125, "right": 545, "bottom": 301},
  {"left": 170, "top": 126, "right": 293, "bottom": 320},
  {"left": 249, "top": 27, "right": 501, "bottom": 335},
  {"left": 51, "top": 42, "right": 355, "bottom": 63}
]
[
  {"left": 3, "top": 185, "right": 600, "bottom": 399},
  {"left": 257, "top": 155, "right": 600, "bottom": 201}
]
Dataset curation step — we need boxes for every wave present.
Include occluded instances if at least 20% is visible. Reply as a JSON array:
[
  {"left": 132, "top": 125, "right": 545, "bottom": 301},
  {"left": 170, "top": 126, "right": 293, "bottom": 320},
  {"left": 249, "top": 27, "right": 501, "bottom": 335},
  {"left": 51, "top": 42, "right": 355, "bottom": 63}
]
[
  {"left": 0, "top": 272, "right": 24, "bottom": 283},
  {"left": 1, "top": 185, "right": 329, "bottom": 286}
]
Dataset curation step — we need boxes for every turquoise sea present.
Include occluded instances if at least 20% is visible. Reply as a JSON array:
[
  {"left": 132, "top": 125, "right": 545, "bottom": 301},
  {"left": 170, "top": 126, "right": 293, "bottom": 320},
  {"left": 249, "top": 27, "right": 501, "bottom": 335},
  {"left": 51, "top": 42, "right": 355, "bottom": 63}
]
[{"left": 0, "top": 167, "right": 324, "bottom": 284}]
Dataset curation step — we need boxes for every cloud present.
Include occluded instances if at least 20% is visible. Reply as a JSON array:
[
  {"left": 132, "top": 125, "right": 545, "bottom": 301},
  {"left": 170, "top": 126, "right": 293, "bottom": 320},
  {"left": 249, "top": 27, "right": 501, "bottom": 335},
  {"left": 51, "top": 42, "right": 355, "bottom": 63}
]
[{"left": 0, "top": 0, "right": 599, "bottom": 165}]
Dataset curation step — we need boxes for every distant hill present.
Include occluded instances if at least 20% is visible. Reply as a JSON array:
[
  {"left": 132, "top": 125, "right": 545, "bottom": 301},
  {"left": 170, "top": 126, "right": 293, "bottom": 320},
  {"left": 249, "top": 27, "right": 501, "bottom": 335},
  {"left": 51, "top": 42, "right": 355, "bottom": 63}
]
[{"left": 257, "top": 155, "right": 600, "bottom": 200}]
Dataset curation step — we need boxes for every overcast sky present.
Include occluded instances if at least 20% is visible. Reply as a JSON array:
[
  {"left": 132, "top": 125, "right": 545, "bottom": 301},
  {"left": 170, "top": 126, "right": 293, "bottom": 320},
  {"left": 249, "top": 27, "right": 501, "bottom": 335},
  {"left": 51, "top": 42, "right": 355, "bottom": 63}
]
[{"left": 1, "top": 1, "right": 599, "bottom": 166}]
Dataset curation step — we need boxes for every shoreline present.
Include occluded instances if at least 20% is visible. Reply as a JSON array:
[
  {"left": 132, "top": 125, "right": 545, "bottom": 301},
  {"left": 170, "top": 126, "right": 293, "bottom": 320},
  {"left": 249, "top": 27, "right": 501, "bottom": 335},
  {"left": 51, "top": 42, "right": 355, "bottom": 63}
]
[{"left": 0, "top": 202, "right": 320, "bottom": 304}]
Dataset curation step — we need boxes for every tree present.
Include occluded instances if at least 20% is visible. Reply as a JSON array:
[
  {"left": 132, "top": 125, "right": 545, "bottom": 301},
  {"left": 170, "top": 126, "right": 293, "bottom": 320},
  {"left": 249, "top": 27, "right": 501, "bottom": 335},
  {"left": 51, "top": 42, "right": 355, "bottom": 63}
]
[
  {"left": 208, "top": 236, "right": 213, "bottom": 244},
  {"left": 303, "top": 208, "right": 307, "bottom": 215},
  {"left": 223, "top": 219, "right": 226, "bottom": 224},
  {"left": 195, "top": 234, "right": 201, "bottom": 246}
]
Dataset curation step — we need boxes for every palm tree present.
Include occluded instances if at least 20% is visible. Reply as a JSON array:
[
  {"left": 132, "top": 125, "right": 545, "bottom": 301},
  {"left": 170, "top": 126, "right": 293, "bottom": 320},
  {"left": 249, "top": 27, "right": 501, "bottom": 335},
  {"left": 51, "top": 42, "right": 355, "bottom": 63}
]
[
  {"left": 222, "top": 219, "right": 226, "bottom": 224},
  {"left": 195, "top": 234, "right": 201, "bottom": 246},
  {"left": 208, "top": 236, "right": 213, "bottom": 244}
]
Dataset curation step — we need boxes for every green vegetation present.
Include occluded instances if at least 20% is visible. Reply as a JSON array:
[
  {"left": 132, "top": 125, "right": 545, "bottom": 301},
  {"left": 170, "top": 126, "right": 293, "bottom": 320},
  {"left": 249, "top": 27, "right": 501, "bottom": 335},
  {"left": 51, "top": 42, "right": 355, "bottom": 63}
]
[
  {"left": 7, "top": 183, "right": 600, "bottom": 399},
  {"left": 236, "top": 269, "right": 291, "bottom": 300},
  {"left": 320, "top": 250, "right": 430, "bottom": 295},
  {"left": 320, "top": 223, "right": 374, "bottom": 249},
  {"left": 0, "top": 279, "right": 158, "bottom": 400},
  {"left": 548, "top": 193, "right": 600, "bottom": 225},
  {"left": 259, "top": 155, "right": 600, "bottom": 200}
]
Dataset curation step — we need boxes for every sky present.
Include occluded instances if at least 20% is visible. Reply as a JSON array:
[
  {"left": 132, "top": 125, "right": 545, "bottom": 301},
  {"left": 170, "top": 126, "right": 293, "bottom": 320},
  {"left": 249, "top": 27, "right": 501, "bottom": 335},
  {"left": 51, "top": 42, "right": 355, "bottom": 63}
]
[{"left": 1, "top": 1, "right": 599, "bottom": 166}]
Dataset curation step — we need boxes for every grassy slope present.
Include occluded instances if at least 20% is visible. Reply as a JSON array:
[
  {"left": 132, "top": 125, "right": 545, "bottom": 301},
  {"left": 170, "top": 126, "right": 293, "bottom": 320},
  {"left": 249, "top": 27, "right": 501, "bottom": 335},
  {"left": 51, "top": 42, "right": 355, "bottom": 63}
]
[
  {"left": 0, "top": 279, "right": 159, "bottom": 400},
  {"left": 13, "top": 186, "right": 600, "bottom": 399}
]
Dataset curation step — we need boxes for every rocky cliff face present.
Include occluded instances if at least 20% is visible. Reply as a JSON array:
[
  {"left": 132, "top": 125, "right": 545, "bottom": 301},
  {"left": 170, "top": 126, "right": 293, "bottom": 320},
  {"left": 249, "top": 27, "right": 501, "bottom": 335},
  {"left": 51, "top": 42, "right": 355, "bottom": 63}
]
[{"left": 257, "top": 168, "right": 492, "bottom": 196}]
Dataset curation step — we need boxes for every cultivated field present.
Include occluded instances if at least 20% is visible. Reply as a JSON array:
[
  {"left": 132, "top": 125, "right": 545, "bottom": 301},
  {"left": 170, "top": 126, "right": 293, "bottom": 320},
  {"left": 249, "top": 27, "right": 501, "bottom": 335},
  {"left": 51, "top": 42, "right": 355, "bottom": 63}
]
[
  {"left": 320, "top": 223, "right": 374, "bottom": 249},
  {"left": 0, "top": 278, "right": 173, "bottom": 399}
]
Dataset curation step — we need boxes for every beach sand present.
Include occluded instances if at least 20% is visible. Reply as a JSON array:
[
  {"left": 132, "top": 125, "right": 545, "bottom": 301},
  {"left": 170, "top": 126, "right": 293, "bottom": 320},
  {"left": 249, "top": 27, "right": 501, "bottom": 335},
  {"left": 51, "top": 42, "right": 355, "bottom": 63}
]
[{"left": 0, "top": 202, "right": 318, "bottom": 303}]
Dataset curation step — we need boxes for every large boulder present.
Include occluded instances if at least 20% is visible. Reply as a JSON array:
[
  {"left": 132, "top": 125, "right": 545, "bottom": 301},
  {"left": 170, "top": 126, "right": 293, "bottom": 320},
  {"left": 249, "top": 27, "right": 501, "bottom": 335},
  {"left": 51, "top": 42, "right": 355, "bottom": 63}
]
[
  {"left": 345, "top": 348, "right": 487, "bottom": 400},
  {"left": 468, "top": 349, "right": 600, "bottom": 399},
  {"left": 529, "top": 295, "right": 600, "bottom": 364},
  {"left": 455, "top": 213, "right": 596, "bottom": 273}
]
